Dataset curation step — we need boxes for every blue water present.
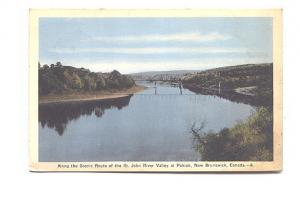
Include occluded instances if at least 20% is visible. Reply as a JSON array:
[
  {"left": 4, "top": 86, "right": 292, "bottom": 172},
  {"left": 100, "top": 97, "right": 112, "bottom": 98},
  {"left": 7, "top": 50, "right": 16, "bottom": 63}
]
[{"left": 39, "top": 81, "right": 254, "bottom": 161}]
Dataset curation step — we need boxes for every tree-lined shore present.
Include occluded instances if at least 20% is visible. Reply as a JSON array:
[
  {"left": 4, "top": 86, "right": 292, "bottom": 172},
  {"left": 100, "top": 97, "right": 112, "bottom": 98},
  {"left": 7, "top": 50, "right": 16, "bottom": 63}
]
[
  {"left": 38, "top": 62, "right": 142, "bottom": 103},
  {"left": 182, "top": 63, "right": 273, "bottom": 105}
]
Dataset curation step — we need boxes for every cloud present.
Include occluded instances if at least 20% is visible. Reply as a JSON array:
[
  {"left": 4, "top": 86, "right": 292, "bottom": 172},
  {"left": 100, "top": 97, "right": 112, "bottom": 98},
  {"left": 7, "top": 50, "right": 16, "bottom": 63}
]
[
  {"left": 44, "top": 32, "right": 269, "bottom": 74},
  {"left": 84, "top": 32, "right": 231, "bottom": 43},
  {"left": 49, "top": 47, "right": 248, "bottom": 55}
]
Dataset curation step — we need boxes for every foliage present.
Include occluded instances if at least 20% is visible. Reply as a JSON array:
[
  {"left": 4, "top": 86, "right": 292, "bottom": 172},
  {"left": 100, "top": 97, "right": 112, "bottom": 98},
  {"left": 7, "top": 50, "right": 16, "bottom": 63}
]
[
  {"left": 192, "top": 107, "right": 273, "bottom": 161},
  {"left": 182, "top": 63, "right": 273, "bottom": 106},
  {"left": 183, "top": 63, "right": 273, "bottom": 91},
  {"left": 38, "top": 62, "right": 135, "bottom": 96}
]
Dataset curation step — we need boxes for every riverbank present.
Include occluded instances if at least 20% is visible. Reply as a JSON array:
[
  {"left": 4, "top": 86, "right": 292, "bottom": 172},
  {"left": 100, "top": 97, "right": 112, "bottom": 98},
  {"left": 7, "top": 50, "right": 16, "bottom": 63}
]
[
  {"left": 182, "top": 63, "right": 273, "bottom": 106},
  {"left": 192, "top": 106, "right": 273, "bottom": 161},
  {"left": 39, "top": 85, "right": 145, "bottom": 104},
  {"left": 183, "top": 82, "right": 272, "bottom": 107}
]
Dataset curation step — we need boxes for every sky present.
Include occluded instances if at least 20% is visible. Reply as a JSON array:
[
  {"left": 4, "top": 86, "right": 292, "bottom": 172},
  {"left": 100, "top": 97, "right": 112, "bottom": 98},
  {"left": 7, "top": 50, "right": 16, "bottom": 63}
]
[{"left": 39, "top": 17, "right": 273, "bottom": 74}]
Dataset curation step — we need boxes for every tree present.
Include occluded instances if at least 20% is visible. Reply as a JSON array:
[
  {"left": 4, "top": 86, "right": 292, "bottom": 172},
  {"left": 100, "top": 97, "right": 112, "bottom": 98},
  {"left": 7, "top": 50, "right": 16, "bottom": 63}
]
[
  {"left": 42, "top": 64, "right": 49, "bottom": 69},
  {"left": 38, "top": 64, "right": 135, "bottom": 95},
  {"left": 96, "top": 76, "right": 106, "bottom": 90},
  {"left": 56, "top": 62, "right": 62, "bottom": 68}
]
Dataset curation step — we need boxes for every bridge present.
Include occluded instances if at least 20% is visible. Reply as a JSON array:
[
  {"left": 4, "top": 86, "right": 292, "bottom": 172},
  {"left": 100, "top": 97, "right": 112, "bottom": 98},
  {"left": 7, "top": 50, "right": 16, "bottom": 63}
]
[
  {"left": 135, "top": 78, "right": 222, "bottom": 94},
  {"left": 134, "top": 79, "right": 181, "bottom": 82},
  {"left": 135, "top": 79, "right": 184, "bottom": 95}
]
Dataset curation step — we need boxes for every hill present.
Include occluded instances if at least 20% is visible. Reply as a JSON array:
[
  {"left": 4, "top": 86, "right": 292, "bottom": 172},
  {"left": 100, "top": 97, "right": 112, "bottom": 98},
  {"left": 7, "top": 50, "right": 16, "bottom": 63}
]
[
  {"left": 38, "top": 62, "right": 135, "bottom": 96},
  {"left": 182, "top": 63, "right": 272, "bottom": 90},
  {"left": 183, "top": 63, "right": 272, "bottom": 99}
]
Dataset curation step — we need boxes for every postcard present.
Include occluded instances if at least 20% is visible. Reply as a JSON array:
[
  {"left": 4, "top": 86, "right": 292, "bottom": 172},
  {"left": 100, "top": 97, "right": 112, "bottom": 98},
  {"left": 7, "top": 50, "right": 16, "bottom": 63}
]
[{"left": 29, "top": 9, "right": 282, "bottom": 172}]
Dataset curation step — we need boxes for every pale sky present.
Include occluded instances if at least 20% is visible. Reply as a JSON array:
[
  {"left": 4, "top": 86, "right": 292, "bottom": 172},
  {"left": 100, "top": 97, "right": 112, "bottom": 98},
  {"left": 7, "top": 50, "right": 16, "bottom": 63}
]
[{"left": 39, "top": 17, "right": 273, "bottom": 74}]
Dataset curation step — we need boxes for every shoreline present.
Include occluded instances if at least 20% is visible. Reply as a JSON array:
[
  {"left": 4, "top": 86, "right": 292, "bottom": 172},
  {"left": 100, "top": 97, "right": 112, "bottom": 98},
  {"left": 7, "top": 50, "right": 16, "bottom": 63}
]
[
  {"left": 183, "top": 83, "right": 257, "bottom": 96},
  {"left": 39, "top": 85, "right": 145, "bottom": 104},
  {"left": 183, "top": 83, "right": 272, "bottom": 107}
]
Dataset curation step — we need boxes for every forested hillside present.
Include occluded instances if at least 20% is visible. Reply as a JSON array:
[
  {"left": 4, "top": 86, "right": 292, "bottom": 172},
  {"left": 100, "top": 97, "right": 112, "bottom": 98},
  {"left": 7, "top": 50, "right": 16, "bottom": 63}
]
[
  {"left": 181, "top": 63, "right": 273, "bottom": 106},
  {"left": 38, "top": 62, "right": 135, "bottom": 96},
  {"left": 183, "top": 63, "right": 273, "bottom": 100},
  {"left": 183, "top": 63, "right": 272, "bottom": 91}
]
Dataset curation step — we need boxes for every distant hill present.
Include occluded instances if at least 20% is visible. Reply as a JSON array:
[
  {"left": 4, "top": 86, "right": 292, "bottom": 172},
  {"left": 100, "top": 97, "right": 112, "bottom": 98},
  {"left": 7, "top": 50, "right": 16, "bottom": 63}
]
[
  {"left": 129, "top": 63, "right": 273, "bottom": 82},
  {"left": 182, "top": 63, "right": 273, "bottom": 106},
  {"left": 129, "top": 70, "right": 202, "bottom": 81},
  {"left": 39, "top": 62, "right": 135, "bottom": 96},
  {"left": 200, "top": 63, "right": 273, "bottom": 73},
  {"left": 182, "top": 63, "right": 273, "bottom": 89}
]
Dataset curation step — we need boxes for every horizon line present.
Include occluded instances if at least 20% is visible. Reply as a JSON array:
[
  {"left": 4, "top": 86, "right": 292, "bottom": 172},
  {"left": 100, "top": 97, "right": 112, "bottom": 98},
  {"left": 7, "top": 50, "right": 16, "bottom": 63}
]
[{"left": 39, "top": 61, "right": 273, "bottom": 74}]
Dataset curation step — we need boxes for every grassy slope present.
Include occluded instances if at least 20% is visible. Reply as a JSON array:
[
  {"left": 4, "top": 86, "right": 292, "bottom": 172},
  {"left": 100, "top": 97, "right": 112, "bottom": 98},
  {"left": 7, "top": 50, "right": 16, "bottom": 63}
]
[{"left": 193, "top": 107, "right": 273, "bottom": 161}]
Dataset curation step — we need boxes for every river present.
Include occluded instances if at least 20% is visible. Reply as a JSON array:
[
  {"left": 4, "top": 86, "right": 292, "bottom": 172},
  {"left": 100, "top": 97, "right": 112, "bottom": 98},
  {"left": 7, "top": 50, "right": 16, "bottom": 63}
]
[{"left": 39, "top": 81, "right": 254, "bottom": 161}]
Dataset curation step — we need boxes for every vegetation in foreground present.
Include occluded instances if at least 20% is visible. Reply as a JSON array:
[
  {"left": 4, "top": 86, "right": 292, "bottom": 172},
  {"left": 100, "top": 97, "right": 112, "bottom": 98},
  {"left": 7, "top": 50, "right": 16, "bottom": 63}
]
[
  {"left": 192, "top": 107, "right": 273, "bottom": 161},
  {"left": 39, "top": 62, "right": 135, "bottom": 96}
]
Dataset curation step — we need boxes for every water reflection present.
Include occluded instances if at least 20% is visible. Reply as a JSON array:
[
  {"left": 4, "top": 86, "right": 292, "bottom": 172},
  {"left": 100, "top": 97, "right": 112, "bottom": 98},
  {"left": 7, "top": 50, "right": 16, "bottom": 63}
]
[
  {"left": 39, "top": 95, "right": 132, "bottom": 135},
  {"left": 179, "top": 83, "right": 183, "bottom": 95},
  {"left": 150, "top": 81, "right": 184, "bottom": 95},
  {"left": 39, "top": 81, "right": 255, "bottom": 162}
]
